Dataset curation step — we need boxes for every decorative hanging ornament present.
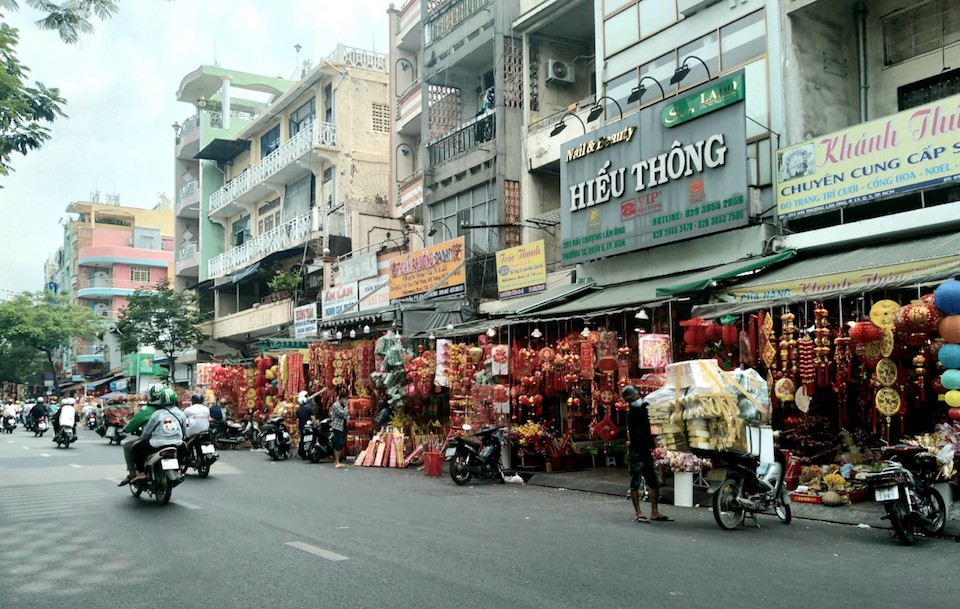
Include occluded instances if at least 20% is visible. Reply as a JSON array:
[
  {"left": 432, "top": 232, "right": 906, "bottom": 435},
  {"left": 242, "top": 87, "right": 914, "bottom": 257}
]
[
  {"left": 941, "top": 369, "right": 960, "bottom": 390},
  {"left": 934, "top": 279, "right": 960, "bottom": 315},
  {"left": 876, "top": 358, "right": 898, "bottom": 386},
  {"left": 869, "top": 299, "right": 901, "bottom": 329},
  {"left": 849, "top": 321, "right": 882, "bottom": 344},
  {"left": 875, "top": 386, "right": 901, "bottom": 417},
  {"left": 938, "top": 315, "right": 960, "bottom": 343},
  {"left": 946, "top": 390, "right": 960, "bottom": 408},
  {"left": 939, "top": 343, "right": 960, "bottom": 369}
]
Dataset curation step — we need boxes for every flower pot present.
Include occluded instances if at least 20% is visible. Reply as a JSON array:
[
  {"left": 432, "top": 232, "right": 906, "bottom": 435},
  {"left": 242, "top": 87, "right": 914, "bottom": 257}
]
[{"left": 673, "top": 471, "right": 694, "bottom": 507}]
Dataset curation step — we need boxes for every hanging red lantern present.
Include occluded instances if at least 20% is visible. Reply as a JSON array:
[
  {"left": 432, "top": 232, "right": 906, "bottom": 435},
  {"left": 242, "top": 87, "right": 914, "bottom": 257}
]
[
  {"left": 939, "top": 315, "right": 960, "bottom": 343},
  {"left": 849, "top": 321, "right": 882, "bottom": 344},
  {"left": 949, "top": 408, "right": 960, "bottom": 421},
  {"left": 705, "top": 322, "right": 722, "bottom": 342},
  {"left": 721, "top": 323, "right": 739, "bottom": 346}
]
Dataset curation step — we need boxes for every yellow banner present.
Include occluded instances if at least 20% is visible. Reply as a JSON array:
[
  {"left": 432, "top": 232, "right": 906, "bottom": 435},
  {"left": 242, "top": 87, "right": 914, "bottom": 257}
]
[
  {"left": 715, "top": 255, "right": 960, "bottom": 304},
  {"left": 777, "top": 92, "right": 960, "bottom": 217},
  {"left": 495, "top": 240, "right": 546, "bottom": 299},
  {"left": 389, "top": 237, "right": 466, "bottom": 301}
]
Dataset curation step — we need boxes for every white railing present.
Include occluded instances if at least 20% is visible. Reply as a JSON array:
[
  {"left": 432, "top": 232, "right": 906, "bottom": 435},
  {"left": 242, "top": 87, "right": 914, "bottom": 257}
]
[
  {"left": 178, "top": 242, "right": 197, "bottom": 260},
  {"left": 76, "top": 278, "right": 156, "bottom": 291},
  {"left": 179, "top": 180, "right": 198, "bottom": 200},
  {"left": 208, "top": 212, "right": 316, "bottom": 279},
  {"left": 326, "top": 44, "right": 388, "bottom": 73},
  {"left": 209, "top": 121, "right": 338, "bottom": 216},
  {"left": 179, "top": 115, "right": 199, "bottom": 138}
]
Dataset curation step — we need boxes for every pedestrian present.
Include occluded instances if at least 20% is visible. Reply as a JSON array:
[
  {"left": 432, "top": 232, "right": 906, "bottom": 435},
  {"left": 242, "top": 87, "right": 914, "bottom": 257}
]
[
  {"left": 330, "top": 390, "right": 349, "bottom": 469},
  {"left": 375, "top": 395, "right": 391, "bottom": 431},
  {"left": 622, "top": 385, "right": 672, "bottom": 523}
]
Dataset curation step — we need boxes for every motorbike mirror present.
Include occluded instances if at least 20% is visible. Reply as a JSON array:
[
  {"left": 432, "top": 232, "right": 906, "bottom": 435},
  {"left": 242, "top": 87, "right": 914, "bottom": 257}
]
[{"left": 461, "top": 424, "right": 472, "bottom": 432}]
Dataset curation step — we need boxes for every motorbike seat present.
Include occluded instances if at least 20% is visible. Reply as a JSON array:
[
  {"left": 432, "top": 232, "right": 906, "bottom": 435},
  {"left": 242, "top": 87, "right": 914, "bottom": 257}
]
[{"left": 459, "top": 437, "right": 483, "bottom": 450}]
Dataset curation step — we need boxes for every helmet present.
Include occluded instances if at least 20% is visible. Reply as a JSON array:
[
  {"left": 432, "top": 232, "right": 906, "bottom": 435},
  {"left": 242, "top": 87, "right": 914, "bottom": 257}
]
[
  {"left": 37, "top": 397, "right": 44, "bottom": 403},
  {"left": 190, "top": 393, "right": 204, "bottom": 405},
  {"left": 61, "top": 397, "right": 76, "bottom": 406},
  {"left": 159, "top": 388, "right": 178, "bottom": 407},
  {"left": 147, "top": 383, "right": 166, "bottom": 405},
  {"left": 621, "top": 385, "right": 641, "bottom": 402},
  {"left": 297, "top": 390, "right": 309, "bottom": 405}
]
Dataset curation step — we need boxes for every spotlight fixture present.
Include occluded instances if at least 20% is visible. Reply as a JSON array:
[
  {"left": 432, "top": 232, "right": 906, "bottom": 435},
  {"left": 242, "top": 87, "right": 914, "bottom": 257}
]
[
  {"left": 486, "top": 327, "right": 497, "bottom": 338},
  {"left": 531, "top": 328, "right": 542, "bottom": 339},
  {"left": 349, "top": 329, "right": 356, "bottom": 338},
  {"left": 335, "top": 330, "right": 343, "bottom": 340},
  {"left": 635, "top": 309, "right": 649, "bottom": 321}
]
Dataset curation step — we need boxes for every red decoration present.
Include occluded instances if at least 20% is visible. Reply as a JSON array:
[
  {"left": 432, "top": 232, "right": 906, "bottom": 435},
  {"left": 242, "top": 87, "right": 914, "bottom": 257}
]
[
  {"left": 949, "top": 408, "right": 960, "bottom": 421},
  {"left": 593, "top": 414, "right": 618, "bottom": 441},
  {"left": 849, "top": 321, "right": 882, "bottom": 344},
  {"left": 705, "top": 322, "right": 722, "bottom": 342},
  {"left": 721, "top": 323, "right": 738, "bottom": 346}
]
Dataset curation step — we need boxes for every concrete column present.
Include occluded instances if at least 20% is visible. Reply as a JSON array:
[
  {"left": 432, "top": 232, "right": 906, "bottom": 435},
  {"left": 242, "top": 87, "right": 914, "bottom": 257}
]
[{"left": 221, "top": 77, "right": 232, "bottom": 130}]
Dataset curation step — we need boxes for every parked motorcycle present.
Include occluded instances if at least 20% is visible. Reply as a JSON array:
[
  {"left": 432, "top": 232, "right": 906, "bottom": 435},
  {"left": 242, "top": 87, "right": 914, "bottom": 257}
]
[
  {"left": 2, "top": 414, "right": 16, "bottom": 433},
  {"left": 181, "top": 432, "right": 219, "bottom": 478},
  {"left": 445, "top": 424, "right": 506, "bottom": 485},
  {"left": 211, "top": 417, "right": 261, "bottom": 450},
  {"left": 54, "top": 425, "right": 77, "bottom": 449},
  {"left": 261, "top": 416, "right": 291, "bottom": 461},
  {"left": 698, "top": 433, "right": 792, "bottom": 530},
  {"left": 864, "top": 444, "right": 946, "bottom": 546},
  {"left": 128, "top": 445, "right": 184, "bottom": 505},
  {"left": 299, "top": 418, "right": 334, "bottom": 463}
]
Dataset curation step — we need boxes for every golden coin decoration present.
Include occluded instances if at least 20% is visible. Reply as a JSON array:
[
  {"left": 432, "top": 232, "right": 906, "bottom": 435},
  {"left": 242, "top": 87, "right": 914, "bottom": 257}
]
[
  {"left": 869, "top": 299, "right": 900, "bottom": 330},
  {"left": 880, "top": 328, "right": 894, "bottom": 357},
  {"left": 875, "top": 387, "right": 901, "bottom": 417},
  {"left": 863, "top": 339, "right": 884, "bottom": 360},
  {"left": 795, "top": 386, "right": 811, "bottom": 413},
  {"left": 876, "top": 358, "right": 897, "bottom": 386}
]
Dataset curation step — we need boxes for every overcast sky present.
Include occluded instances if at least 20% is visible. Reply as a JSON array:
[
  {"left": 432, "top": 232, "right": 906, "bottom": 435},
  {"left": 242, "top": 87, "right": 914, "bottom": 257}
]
[{"left": 0, "top": 0, "right": 392, "bottom": 296}]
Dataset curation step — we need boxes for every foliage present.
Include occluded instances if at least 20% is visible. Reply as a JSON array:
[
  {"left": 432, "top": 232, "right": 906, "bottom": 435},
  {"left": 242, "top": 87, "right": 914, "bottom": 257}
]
[
  {"left": 267, "top": 268, "right": 302, "bottom": 294},
  {"left": 0, "top": 291, "right": 102, "bottom": 390},
  {"left": 115, "top": 282, "right": 206, "bottom": 371},
  {"left": 0, "top": 337, "right": 46, "bottom": 383}
]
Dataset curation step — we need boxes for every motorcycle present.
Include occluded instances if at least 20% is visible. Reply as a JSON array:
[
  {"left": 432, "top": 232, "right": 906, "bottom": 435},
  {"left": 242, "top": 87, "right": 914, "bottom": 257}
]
[
  {"left": 181, "top": 431, "right": 219, "bottom": 478},
  {"left": 86, "top": 412, "right": 98, "bottom": 430},
  {"left": 31, "top": 416, "right": 49, "bottom": 437},
  {"left": 129, "top": 445, "right": 184, "bottom": 505},
  {"left": 211, "top": 416, "right": 261, "bottom": 450},
  {"left": 445, "top": 424, "right": 506, "bottom": 485},
  {"left": 260, "top": 416, "right": 291, "bottom": 461},
  {"left": 299, "top": 418, "right": 334, "bottom": 463},
  {"left": 864, "top": 444, "right": 946, "bottom": 546},
  {"left": 55, "top": 425, "right": 77, "bottom": 449},
  {"left": 2, "top": 415, "right": 16, "bottom": 433},
  {"left": 698, "top": 435, "right": 792, "bottom": 530}
]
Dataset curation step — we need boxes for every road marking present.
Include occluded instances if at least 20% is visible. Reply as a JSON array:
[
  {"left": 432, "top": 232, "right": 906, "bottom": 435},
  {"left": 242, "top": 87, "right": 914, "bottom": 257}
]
[
  {"left": 174, "top": 500, "right": 202, "bottom": 510},
  {"left": 40, "top": 454, "right": 51, "bottom": 458},
  {"left": 22, "top": 446, "right": 30, "bottom": 450},
  {"left": 68, "top": 464, "right": 81, "bottom": 468},
  {"left": 285, "top": 541, "right": 349, "bottom": 562}
]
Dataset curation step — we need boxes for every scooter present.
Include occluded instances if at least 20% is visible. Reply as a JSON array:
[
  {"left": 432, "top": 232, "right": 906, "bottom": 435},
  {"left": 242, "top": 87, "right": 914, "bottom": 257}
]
[
  {"left": 698, "top": 435, "right": 792, "bottom": 530},
  {"left": 260, "top": 416, "right": 291, "bottom": 461},
  {"left": 128, "top": 445, "right": 184, "bottom": 505},
  {"left": 31, "top": 416, "right": 49, "bottom": 437},
  {"left": 211, "top": 416, "right": 261, "bottom": 450},
  {"left": 445, "top": 424, "right": 506, "bottom": 485},
  {"left": 54, "top": 425, "right": 77, "bottom": 448},
  {"left": 181, "top": 431, "right": 219, "bottom": 478},
  {"left": 864, "top": 444, "right": 946, "bottom": 546},
  {"left": 2, "top": 415, "right": 16, "bottom": 433},
  {"left": 86, "top": 412, "right": 98, "bottom": 430},
  {"left": 299, "top": 418, "right": 334, "bottom": 463}
]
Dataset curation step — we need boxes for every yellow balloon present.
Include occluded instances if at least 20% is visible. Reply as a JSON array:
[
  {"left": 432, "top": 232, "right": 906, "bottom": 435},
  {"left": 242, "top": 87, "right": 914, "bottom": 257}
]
[
  {"left": 265, "top": 369, "right": 276, "bottom": 380},
  {"left": 946, "top": 390, "right": 960, "bottom": 408}
]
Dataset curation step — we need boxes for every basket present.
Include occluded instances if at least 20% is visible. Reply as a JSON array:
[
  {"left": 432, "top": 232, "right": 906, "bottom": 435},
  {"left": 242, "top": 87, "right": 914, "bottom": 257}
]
[
  {"left": 789, "top": 492, "right": 822, "bottom": 505},
  {"left": 423, "top": 451, "right": 443, "bottom": 477}
]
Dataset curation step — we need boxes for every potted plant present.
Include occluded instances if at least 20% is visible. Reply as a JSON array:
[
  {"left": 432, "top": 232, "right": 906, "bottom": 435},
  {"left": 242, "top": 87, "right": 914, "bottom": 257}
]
[{"left": 266, "top": 268, "right": 302, "bottom": 300}]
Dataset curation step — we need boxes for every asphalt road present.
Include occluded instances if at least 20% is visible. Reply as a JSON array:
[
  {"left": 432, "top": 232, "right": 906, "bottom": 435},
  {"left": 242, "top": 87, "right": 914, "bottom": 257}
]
[{"left": 0, "top": 425, "right": 957, "bottom": 609}]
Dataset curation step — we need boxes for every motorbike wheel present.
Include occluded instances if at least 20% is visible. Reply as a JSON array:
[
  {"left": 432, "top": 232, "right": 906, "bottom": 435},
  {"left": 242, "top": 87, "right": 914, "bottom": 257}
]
[
  {"left": 450, "top": 453, "right": 472, "bottom": 486},
  {"left": 921, "top": 487, "right": 947, "bottom": 537},
  {"left": 154, "top": 471, "right": 172, "bottom": 505},
  {"left": 713, "top": 476, "right": 746, "bottom": 530},
  {"left": 129, "top": 481, "right": 143, "bottom": 498},
  {"left": 267, "top": 443, "right": 279, "bottom": 461},
  {"left": 309, "top": 447, "right": 321, "bottom": 464},
  {"left": 886, "top": 500, "right": 915, "bottom": 546},
  {"left": 774, "top": 497, "right": 792, "bottom": 524},
  {"left": 197, "top": 462, "right": 210, "bottom": 478}
]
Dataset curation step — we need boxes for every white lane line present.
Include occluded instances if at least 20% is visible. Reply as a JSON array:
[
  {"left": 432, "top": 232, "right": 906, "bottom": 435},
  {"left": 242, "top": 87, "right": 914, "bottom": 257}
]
[
  {"left": 285, "top": 541, "right": 350, "bottom": 562},
  {"left": 40, "top": 453, "right": 51, "bottom": 458},
  {"left": 174, "top": 500, "right": 202, "bottom": 510},
  {"left": 22, "top": 446, "right": 30, "bottom": 450},
  {"left": 68, "top": 464, "right": 82, "bottom": 468}
]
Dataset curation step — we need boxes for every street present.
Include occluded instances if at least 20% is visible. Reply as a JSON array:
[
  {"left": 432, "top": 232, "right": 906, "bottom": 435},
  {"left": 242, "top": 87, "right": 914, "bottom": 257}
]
[{"left": 0, "top": 427, "right": 957, "bottom": 609}]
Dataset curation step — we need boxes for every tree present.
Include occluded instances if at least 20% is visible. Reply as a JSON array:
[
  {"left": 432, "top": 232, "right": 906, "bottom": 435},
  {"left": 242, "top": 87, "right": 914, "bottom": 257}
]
[
  {"left": 0, "top": 291, "right": 102, "bottom": 393},
  {"left": 0, "top": 338, "right": 46, "bottom": 384},
  {"left": 115, "top": 282, "right": 206, "bottom": 384}
]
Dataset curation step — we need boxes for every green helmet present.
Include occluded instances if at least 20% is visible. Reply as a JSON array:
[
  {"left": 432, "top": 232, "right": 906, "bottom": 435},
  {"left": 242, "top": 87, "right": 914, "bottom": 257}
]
[
  {"left": 159, "top": 388, "right": 178, "bottom": 407},
  {"left": 147, "top": 383, "right": 166, "bottom": 405}
]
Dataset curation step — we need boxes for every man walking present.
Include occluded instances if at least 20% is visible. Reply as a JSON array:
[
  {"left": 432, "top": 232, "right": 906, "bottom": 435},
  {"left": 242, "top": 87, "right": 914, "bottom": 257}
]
[
  {"left": 330, "top": 390, "right": 349, "bottom": 469},
  {"left": 623, "top": 385, "right": 672, "bottom": 523}
]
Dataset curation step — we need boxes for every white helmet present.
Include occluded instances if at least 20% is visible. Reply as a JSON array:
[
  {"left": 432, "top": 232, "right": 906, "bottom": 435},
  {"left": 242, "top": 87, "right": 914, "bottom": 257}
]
[
  {"left": 61, "top": 398, "right": 76, "bottom": 406},
  {"left": 37, "top": 397, "right": 45, "bottom": 403},
  {"left": 297, "top": 391, "right": 309, "bottom": 405}
]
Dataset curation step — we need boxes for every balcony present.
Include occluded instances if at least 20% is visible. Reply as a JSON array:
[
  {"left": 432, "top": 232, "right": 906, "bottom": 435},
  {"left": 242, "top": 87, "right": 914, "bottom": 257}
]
[
  {"left": 524, "top": 95, "right": 597, "bottom": 173},
  {"left": 175, "top": 242, "right": 200, "bottom": 276},
  {"left": 427, "top": 111, "right": 494, "bottom": 167},
  {"left": 396, "top": 83, "right": 422, "bottom": 135},
  {"left": 212, "top": 298, "right": 293, "bottom": 341},
  {"left": 209, "top": 120, "right": 338, "bottom": 221},
  {"left": 176, "top": 115, "right": 200, "bottom": 160},
  {"left": 425, "top": 0, "right": 492, "bottom": 46},
  {"left": 398, "top": 171, "right": 423, "bottom": 215},
  {"left": 208, "top": 211, "right": 318, "bottom": 280},
  {"left": 77, "top": 245, "right": 173, "bottom": 268},
  {"left": 396, "top": 0, "right": 422, "bottom": 49},
  {"left": 325, "top": 44, "right": 388, "bottom": 73},
  {"left": 175, "top": 179, "right": 200, "bottom": 217},
  {"left": 76, "top": 277, "right": 157, "bottom": 298}
]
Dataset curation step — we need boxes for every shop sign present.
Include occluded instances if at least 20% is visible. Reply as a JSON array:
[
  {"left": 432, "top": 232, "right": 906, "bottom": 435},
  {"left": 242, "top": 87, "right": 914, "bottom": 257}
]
[
  {"left": 661, "top": 73, "right": 744, "bottom": 128},
  {"left": 321, "top": 283, "right": 359, "bottom": 318},
  {"left": 358, "top": 275, "right": 390, "bottom": 311},
  {"left": 389, "top": 237, "right": 466, "bottom": 301},
  {"left": 496, "top": 240, "right": 547, "bottom": 299},
  {"left": 293, "top": 303, "right": 318, "bottom": 338},
  {"left": 109, "top": 378, "right": 128, "bottom": 392},
  {"left": 560, "top": 70, "right": 747, "bottom": 266},
  {"left": 777, "top": 92, "right": 960, "bottom": 218},
  {"left": 339, "top": 252, "right": 378, "bottom": 284},
  {"left": 713, "top": 255, "right": 960, "bottom": 304},
  {"left": 125, "top": 353, "right": 163, "bottom": 376}
]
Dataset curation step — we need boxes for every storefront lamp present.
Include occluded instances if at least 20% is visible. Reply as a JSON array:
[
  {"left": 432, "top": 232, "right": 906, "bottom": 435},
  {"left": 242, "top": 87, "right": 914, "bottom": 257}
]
[
  {"left": 586, "top": 96, "right": 623, "bottom": 123},
  {"left": 531, "top": 328, "right": 542, "bottom": 339},
  {"left": 335, "top": 330, "right": 343, "bottom": 340},
  {"left": 635, "top": 309, "right": 649, "bottom": 321},
  {"left": 486, "top": 327, "right": 497, "bottom": 338},
  {"left": 627, "top": 76, "right": 666, "bottom": 105},
  {"left": 322, "top": 330, "right": 331, "bottom": 340},
  {"left": 363, "top": 325, "right": 370, "bottom": 334},
  {"left": 429, "top": 332, "right": 436, "bottom": 340},
  {"left": 349, "top": 329, "right": 356, "bottom": 339},
  {"left": 670, "top": 55, "right": 712, "bottom": 86},
  {"left": 549, "top": 112, "right": 586, "bottom": 138},
  {"left": 581, "top": 326, "right": 591, "bottom": 338},
  {"left": 446, "top": 323, "right": 455, "bottom": 331}
]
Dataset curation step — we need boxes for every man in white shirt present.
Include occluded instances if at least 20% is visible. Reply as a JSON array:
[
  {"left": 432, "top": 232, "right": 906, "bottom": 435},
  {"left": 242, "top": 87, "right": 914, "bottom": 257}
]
[
  {"left": 183, "top": 394, "right": 211, "bottom": 450},
  {"left": 53, "top": 397, "right": 77, "bottom": 440}
]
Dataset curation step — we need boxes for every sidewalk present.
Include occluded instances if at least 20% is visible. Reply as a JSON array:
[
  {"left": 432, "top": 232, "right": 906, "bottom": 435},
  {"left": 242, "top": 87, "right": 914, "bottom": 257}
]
[{"left": 525, "top": 466, "right": 960, "bottom": 538}]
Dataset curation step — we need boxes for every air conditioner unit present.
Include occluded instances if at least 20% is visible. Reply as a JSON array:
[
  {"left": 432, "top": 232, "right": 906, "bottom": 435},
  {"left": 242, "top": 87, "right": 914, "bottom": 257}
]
[{"left": 546, "top": 60, "right": 575, "bottom": 87}]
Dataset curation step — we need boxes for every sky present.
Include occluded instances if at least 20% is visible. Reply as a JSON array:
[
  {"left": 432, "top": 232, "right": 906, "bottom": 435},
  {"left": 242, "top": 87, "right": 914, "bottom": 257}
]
[{"left": 0, "top": 0, "right": 393, "bottom": 296}]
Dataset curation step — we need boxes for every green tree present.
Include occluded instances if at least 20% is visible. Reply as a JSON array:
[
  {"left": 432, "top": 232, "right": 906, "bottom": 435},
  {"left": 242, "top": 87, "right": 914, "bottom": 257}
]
[
  {"left": 0, "top": 291, "right": 102, "bottom": 393},
  {"left": 115, "top": 282, "right": 206, "bottom": 383},
  {"left": 0, "top": 338, "right": 47, "bottom": 384}
]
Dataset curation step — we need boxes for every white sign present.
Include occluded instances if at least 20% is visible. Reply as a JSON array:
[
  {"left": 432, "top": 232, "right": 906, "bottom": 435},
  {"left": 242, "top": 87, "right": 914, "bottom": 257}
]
[
  {"left": 359, "top": 275, "right": 390, "bottom": 311},
  {"left": 321, "top": 283, "right": 359, "bottom": 318},
  {"left": 293, "top": 303, "right": 318, "bottom": 338},
  {"left": 339, "top": 252, "right": 378, "bottom": 283}
]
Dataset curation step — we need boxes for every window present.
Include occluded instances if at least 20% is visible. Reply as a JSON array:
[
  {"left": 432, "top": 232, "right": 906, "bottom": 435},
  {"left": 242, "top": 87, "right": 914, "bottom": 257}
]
[
  {"left": 231, "top": 215, "right": 251, "bottom": 247},
  {"left": 258, "top": 199, "right": 281, "bottom": 235},
  {"left": 260, "top": 124, "right": 280, "bottom": 159},
  {"left": 898, "top": 67, "right": 960, "bottom": 110},
  {"left": 130, "top": 266, "right": 150, "bottom": 284},
  {"left": 324, "top": 84, "right": 334, "bottom": 123},
  {"left": 884, "top": 1, "right": 960, "bottom": 66},
  {"left": 639, "top": 0, "right": 676, "bottom": 39},
  {"left": 289, "top": 100, "right": 315, "bottom": 136},
  {"left": 322, "top": 167, "right": 335, "bottom": 211},
  {"left": 428, "top": 183, "right": 498, "bottom": 252},
  {"left": 720, "top": 10, "right": 766, "bottom": 70},
  {"left": 372, "top": 103, "right": 390, "bottom": 132},
  {"left": 133, "top": 227, "right": 161, "bottom": 250},
  {"left": 604, "top": 5, "right": 640, "bottom": 56},
  {"left": 283, "top": 174, "right": 313, "bottom": 222}
]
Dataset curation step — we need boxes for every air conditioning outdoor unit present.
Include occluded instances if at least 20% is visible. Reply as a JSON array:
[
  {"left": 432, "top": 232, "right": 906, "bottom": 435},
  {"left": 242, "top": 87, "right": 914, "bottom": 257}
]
[{"left": 546, "top": 59, "right": 575, "bottom": 87}]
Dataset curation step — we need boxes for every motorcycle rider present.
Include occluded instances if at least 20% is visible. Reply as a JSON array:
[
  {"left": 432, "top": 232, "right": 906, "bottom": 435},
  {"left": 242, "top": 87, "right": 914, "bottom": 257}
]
[
  {"left": 183, "top": 393, "right": 210, "bottom": 452},
  {"left": 129, "top": 388, "right": 186, "bottom": 482},
  {"left": 118, "top": 385, "right": 163, "bottom": 486},
  {"left": 29, "top": 397, "right": 48, "bottom": 429},
  {"left": 53, "top": 397, "right": 77, "bottom": 441},
  {"left": 2, "top": 399, "right": 16, "bottom": 430}
]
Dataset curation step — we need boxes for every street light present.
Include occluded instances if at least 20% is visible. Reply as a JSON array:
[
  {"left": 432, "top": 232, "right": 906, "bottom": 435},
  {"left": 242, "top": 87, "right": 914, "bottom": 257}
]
[
  {"left": 549, "top": 112, "right": 587, "bottom": 137},
  {"left": 586, "top": 96, "right": 623, "bottom": 122},
  {"left": 627, "top": 76, "right": 666, "bottom": 104},
  {"left": 670, "top": 55, "right": 712, "bottom": 86},
  {"left": 427, "top": 221, "right": 453, "bottom": 239}
]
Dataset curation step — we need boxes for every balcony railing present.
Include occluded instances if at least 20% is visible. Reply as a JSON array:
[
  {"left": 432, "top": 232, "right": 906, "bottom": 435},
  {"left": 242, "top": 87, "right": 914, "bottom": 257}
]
[
  {"left": 209, "top": 120, "right": 337, "bottom": 216},
  {"left": 325, "top": 44, "right": 388, "bottom": 73},
  {"left": 427, "top": 111, "right": 494, "bottom": 166},
  {"left": 175, "top": 242, "right": 200, "bottom": 275},
  {"left": 179, "top": 179, "right": 198, "bottom": 201},
  {"left": 208, "top": 212, "right": 316, "bottom": 279},
  {"left": 179, "top": 115, "right": 199, "bottom": 138},
  {"left": 76, "top": 278, "right": 156, "bottom": 291},
  {"left": 425, "top": 0, "right": 491, "bottom": 45}
]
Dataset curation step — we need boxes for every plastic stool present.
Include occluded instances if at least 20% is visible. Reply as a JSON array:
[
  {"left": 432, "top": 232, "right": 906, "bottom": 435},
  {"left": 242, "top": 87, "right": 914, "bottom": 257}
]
[{"left": 605, "top": 455, "right": 617, "bottom": 467}]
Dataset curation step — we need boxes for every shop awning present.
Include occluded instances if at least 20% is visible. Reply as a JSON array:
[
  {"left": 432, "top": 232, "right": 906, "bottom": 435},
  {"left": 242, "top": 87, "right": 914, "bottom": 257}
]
[
  {"left": 259, "top": 338, "right": 312, "bottom": 353},
  {"left": 693, "top": 232, "right": 960, "bottom": 319},
  {"left": 480, "top": 280, "right": 596, "bottom": 316},
  {"left": 319, "top": 305, "right": 398, "bottom": 329},
  {"left": 83, "top": 374, "right": 122, "bottom": 390},
  {"left": 418, "top": 317, "right": 526, "bottom": 339},
  {"left": 195, "top": 138, "right": 251, "bottom": 162},
  {"left": 231, "top": 261, "right": 261, "bottom": 284},
  {"left": 654, "top": 251, "right": 796, "bottom": 296}
]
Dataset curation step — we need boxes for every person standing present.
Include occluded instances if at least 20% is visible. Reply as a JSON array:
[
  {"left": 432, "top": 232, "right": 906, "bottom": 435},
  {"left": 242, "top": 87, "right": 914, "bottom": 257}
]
[
  {"left": 622, "top": 385, "right": 672, "bottom": 523},
  {"left": 330, "top": 390, "right": 349, "bottom": 469}
]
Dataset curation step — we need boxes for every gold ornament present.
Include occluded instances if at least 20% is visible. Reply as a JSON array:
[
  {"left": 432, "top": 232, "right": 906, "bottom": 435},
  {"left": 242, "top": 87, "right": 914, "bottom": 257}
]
[
  {"left": 875, "top": 387, "right": 901, "bottom": 417},
  {"left": 876, "top": 358, "right": 897, "bottom": 386},
  {"left": 869, "top": 300, "right": 900, "bottom": 330}
]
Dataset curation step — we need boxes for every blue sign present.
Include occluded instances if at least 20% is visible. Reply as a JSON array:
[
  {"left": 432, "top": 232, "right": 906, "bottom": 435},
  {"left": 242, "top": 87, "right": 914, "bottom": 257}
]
[{"left": 46, "top": 282, "right": 59, "bottom": 294}]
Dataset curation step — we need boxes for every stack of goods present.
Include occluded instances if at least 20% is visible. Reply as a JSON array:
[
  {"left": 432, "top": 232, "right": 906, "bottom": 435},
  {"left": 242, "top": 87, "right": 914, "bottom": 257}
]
[
  {"left": 356, "top": 427, "right": 406, "bottom": 468},
  {"left": 644, "top": 388, "right": 687, "bottom": 451}
]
